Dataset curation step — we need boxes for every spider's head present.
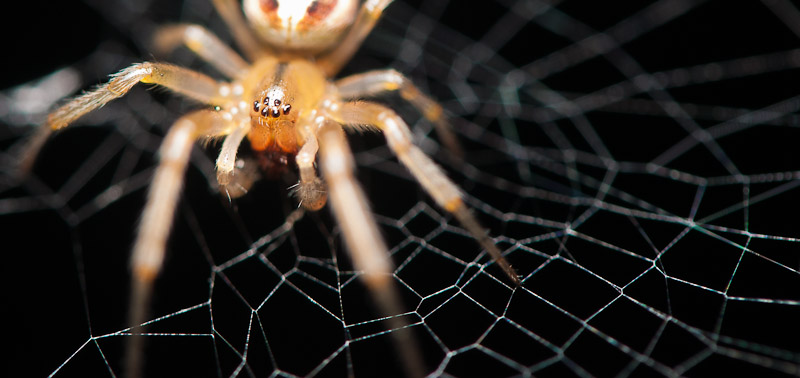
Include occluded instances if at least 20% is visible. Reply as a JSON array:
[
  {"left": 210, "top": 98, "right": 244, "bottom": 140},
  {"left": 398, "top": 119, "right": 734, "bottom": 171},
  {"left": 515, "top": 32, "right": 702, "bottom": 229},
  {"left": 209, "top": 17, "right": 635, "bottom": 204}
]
[
  {"left": 248, "top": 86, "right": 298, "bottom": 153},
  {"left": 243, "top": 0, "right": 359, "bottom": 53}
]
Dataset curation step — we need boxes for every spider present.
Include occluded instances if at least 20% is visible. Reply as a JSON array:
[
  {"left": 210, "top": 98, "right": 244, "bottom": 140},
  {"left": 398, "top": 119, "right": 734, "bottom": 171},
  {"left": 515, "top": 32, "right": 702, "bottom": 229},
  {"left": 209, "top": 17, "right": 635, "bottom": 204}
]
[{"left": 20, "top": 0, "right": 519, "bottom": 376}]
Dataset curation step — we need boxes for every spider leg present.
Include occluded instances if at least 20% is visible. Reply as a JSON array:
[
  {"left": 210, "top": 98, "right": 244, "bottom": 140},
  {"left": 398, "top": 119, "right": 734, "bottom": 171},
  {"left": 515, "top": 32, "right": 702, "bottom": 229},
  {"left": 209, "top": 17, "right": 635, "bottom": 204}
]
[
  {"left": 215, "top": 121, "right": 252, "bottom": 198},
  {"left": 17, "top": 62, "right": 228, "bottom": 174},
  {"left": 153, "top": 24, "right": 250, "bottom": 78},
  {"left": 50, "top": 62, "right": 228, "bottom": 130},
  {"left": 126, "top": 109, "right": 227, "bottom": 378},
  {"left": 215, "top": 56, "right": 288, "bottom": 197},
  {"left": 334, "top": 101, "right": 521, "bottom": 285},
  {"left": 317, "top": 121, "right": 426, "bottom": 378},
  {"left": 293, "top": 131, "right": 327, "bottom": 210},
  {"left": 316, "top": 0, "right": 395, "bottom": 76},
  {"left": 211, "top": 0, "right": 268, "bottom": 60},
  {"left": 337, "top": 69, "right": 463, "bottom": 157}
]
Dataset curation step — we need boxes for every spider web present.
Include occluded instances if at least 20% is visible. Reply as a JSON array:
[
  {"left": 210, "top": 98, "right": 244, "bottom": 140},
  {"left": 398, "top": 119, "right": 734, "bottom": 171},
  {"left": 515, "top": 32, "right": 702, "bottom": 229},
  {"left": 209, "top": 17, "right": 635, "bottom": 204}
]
[{"left": 3, "top": 0, "right": 800, "bottom": 376}]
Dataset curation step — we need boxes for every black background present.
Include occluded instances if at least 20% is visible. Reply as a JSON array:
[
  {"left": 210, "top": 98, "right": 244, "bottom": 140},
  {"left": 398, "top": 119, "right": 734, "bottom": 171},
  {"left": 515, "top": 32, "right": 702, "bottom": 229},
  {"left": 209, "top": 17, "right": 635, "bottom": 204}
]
[{"left": 3, "top": 1, "right": 800, "bottom": 377}]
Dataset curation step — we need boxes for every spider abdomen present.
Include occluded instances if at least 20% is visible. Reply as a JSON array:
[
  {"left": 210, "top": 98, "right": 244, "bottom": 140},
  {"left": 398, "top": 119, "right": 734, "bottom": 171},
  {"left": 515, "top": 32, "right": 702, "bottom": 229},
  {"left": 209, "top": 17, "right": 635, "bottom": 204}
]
[{"left": 243, "top": 0, "right": 359, "bottom": 53}]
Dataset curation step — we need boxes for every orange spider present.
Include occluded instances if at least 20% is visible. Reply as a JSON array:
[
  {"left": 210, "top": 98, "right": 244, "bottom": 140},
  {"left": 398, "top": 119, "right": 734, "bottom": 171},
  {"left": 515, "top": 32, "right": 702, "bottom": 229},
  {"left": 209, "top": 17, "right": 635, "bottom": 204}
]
[{"left": 20, "top": 0, "right": 519, "bottom": 376}]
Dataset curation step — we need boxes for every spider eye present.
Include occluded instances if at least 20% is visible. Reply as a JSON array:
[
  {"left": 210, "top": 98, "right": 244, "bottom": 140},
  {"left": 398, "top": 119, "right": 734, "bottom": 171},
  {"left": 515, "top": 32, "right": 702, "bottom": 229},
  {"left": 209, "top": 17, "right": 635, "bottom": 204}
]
[
  {"left": 243, "top": 0, "right": 358, "bottom": 52},
  {"left": 252, "top": 88, "right": 293, "bottom": 122}
]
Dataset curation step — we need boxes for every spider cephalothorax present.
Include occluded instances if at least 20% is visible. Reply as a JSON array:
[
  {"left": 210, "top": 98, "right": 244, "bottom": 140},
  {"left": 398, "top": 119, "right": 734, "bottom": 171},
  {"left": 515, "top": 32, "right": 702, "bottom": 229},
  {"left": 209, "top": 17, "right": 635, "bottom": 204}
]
[
  {"left": 21, "top": 1, "right": 519, "bottom": 377},
  {"left": 249, "top": 84, "right": 299, "bottom": 153},
  {"left": 245, "top": 58, "right": 326, "bottom": 155}
]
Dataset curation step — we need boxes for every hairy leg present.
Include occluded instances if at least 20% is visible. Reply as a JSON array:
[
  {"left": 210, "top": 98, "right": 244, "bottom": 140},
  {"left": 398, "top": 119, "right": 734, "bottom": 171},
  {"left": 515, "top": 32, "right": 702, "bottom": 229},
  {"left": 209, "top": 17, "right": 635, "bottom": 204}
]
[
  {"left": 337, "top": 69, "right": 462, "bottom": 157},
  {"left": 211, "top": 0, "right": 268, "bottom": 61},
  {"left": 215, "top": 122, "right": 251, "bottom": 198},
  {"left": 317, "top": 121, "right": 425, "bottom": 378},
  {"left": 17, "top": 62, "right": 228, "bottom": 175},
  {"left": 49, "top": 62, "right": 227, "bottom": 131},
  {"left": 126, "top": 109, "right": 228, "bottom": 378},
  {"left": 334, "top": 101, "right": 521, "bottom": 285},
  {"left": 293, "top": 133, "right": 327, "bottom": 210},
  {"left": 316, "top": 0, "right": 395, "bottom": 76},
  {"left": 153, "top": 24, "right": 250, "bottom": 78}
]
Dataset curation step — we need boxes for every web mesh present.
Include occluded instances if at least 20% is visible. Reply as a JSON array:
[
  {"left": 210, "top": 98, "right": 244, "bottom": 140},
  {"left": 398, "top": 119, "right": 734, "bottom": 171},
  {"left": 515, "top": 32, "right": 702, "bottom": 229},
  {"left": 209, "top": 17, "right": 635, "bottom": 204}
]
[{"left": 3, "top": 0, "right": 800, "bottom": 377}]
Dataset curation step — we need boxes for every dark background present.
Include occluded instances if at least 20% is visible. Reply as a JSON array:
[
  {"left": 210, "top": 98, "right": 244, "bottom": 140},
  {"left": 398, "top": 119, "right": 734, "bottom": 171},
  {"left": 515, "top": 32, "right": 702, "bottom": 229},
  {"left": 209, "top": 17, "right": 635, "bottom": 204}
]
[{"left": 3, "top": 1, "right": 800, "bottom": 377}]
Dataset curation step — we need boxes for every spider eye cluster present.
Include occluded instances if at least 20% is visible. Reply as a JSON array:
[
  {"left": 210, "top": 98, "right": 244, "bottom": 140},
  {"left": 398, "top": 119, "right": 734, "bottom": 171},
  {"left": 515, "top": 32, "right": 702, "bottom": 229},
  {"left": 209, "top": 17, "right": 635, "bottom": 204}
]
[
  {"left": 243, "top": 0, "right": 359, "bottom": 52},
  {"left": 253, "top": 96, "right": 292, "bottom": 118}
]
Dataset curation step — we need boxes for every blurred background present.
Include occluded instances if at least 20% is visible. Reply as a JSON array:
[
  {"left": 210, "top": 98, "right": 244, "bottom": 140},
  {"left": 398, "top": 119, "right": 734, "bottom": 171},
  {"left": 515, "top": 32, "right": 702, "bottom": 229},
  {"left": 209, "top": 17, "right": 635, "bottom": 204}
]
[{"left": 2, "top": 0, "right": 800, "bottom": 377}]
